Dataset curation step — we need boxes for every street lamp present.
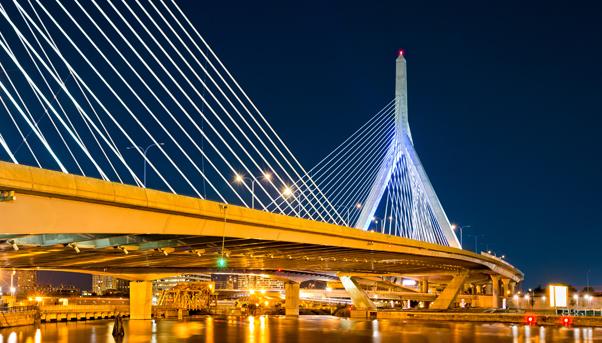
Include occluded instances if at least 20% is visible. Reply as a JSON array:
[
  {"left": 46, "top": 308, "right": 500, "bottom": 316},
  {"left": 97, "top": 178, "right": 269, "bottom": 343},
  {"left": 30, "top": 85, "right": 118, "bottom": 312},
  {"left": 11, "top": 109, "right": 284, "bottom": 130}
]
[
  {"left": 233, "top": 171, "right": 273, "bottom": 209},
  {"left": 466, "top": 233, "right": 485, "bottom": 253},
  {"left": 281, "top": 185, "right": 302, "bottom": 217},
  {"left": 371, "top": 216, "right": 384, "bottom": 233},
  {"left": 340, "top": 203, "right": 362, "bottom": 227},
  {"left": 451, "top": 224, "right": 471, "bottom": 248},
  {"left": 126, "top": 142, "right": 165, "bottom": 187}
]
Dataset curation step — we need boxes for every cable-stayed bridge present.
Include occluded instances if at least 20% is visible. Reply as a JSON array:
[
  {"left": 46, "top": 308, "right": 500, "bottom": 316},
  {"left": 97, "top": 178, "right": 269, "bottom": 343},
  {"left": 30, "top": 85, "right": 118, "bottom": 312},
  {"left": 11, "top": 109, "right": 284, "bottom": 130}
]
[{"left": 0, "top": 1, "right": 521, "bottom": 318}]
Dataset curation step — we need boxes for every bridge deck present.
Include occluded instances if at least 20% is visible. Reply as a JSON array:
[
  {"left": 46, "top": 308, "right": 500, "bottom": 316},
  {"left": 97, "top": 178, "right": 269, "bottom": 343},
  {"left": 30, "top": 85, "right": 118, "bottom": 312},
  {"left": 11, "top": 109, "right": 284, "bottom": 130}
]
[{"left": 0, "top": 161, "right": 522, "bottom": 282}]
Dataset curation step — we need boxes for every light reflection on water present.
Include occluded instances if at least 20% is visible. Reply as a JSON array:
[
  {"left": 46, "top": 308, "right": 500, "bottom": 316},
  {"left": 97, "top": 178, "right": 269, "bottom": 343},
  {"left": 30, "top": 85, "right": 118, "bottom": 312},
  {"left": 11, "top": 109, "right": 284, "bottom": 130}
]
[{"left": 0, "top": 316, "right": 600, "bottom": 342}]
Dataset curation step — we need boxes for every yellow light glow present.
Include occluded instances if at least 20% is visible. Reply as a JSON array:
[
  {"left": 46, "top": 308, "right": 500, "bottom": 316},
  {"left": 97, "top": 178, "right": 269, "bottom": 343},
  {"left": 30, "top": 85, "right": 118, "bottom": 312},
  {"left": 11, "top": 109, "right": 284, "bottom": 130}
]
[
  {"left": 259, "top": 289, "right": 266, "bottom": 294},
  {"left": 263, "top": 172, "right": 272, "bottom": 181},
  {"left": 234, "top": 174, "right": 244, "bottom": 183},
  {"left": 249, "top": 289, "right": 255, "bottom": 295},
  {"left": 34, "top": 296, "right": 43, "bottom": 302},
  {"left": 282, "top": 186, "right": 293, "bottom": 197},
  {"left": 264, "top": 301, "right": 269, "bottom": 306}
]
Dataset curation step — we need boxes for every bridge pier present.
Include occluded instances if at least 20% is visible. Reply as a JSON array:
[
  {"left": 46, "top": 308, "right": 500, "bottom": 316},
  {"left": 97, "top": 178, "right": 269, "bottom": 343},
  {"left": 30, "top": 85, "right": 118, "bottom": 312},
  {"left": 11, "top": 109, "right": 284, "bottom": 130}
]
[
  {"left": 420, "top": 279, "right": 429, "bottom": 293},
  {"left": 429, "top": 271, "right": 469, "bottom": 310},
  {"left": 501, "top": 278, "right": 511, "bottom": 297},
  {"left": 284, "top": 281, "right": 300, "bottom": 316},
  {"left": 490, "top": 275, "right": 501, "bottom": 309},
  {"left": 340, "top": 276, "right": 376, "bottom": 310},
  {"left": 130, "top": 281, "right": 153, "bottom": 320}
]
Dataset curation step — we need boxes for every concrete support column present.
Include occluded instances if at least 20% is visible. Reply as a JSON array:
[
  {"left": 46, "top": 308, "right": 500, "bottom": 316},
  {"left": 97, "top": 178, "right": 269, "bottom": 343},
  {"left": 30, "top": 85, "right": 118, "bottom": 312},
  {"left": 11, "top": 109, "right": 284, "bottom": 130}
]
[
  {"left": 130, "top": 281, "right": 153, "bottom": 320},
  {"left": 420, "top": 279, "right": 429, "bottom": 293},
  {"left": 430, "top": 271, "right": 469, "bottom": 310},
  {"left": 501, "top": 278, "right": 510, "bottom": 297},
  {"left": 509, "top": 281, "right": 516, "bottom": 295},
  {"left": 490, "top": 275, "right": 501, "bottom": 309},
  {"left": 284, "top": 281, "right": 300, "bottom": 316},
  {"left": 475, "top": 284, "right": 483, "bottom": 295},
  {"left": 340, "top": 276, "right": 376, "bottom": 310}
]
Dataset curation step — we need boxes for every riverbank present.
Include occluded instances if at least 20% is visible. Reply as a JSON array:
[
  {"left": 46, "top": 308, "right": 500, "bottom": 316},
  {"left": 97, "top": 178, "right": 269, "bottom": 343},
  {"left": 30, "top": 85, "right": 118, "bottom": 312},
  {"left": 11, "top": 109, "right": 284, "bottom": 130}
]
[{"left": 351, "top": 309, "right": 602, "bottom": 327}]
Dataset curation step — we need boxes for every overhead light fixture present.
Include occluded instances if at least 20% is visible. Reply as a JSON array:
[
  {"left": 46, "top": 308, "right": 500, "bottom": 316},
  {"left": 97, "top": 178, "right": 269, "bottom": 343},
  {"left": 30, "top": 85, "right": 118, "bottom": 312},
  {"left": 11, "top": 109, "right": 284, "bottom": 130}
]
[
  {"left": 117, "top": 246, "right": 129, "bottom": 255},
  {"left": 68, "top": 243, "right": 80, "bottom": 254},
  {"left": 7, "top": 240, "right": 18, "bottom": 251}
]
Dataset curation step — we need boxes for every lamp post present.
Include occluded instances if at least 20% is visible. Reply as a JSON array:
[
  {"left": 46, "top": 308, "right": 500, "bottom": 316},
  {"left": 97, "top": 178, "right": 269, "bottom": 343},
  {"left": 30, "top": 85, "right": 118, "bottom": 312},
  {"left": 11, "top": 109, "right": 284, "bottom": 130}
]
[
  {"left": 466, "top": 233, "right": 485, "bottom": 253},
  {"left": 341, "top": 203, "right": 362, "bottom": 227},
  {"left": 371, "top": 216, "right": 384, "bottom": 233},
  {"left": 234, "top": 172, "right": 273, "bottom": 209},
  {"left": 281, "top": 185, "right": 302, "bottom": 217},
  {"left": 451, "top": 224, "right": 471, "bottom": 248},
  {"left": 126, "top": 142, "right": 165, "bottom": 187}
]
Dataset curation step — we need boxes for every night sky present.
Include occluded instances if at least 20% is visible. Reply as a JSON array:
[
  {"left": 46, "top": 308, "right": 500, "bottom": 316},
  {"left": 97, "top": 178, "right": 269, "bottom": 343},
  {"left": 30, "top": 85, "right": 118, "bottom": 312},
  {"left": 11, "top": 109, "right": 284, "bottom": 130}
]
[{"left": 38, "top": 0, "right": 601, "bottom": 289}]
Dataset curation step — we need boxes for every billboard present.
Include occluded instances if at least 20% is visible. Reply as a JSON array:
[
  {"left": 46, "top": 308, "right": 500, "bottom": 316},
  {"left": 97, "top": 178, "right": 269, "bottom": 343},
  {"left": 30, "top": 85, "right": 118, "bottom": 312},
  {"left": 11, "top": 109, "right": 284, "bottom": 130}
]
[{"left": 548, "top": 285, "right": 568, "bottom": 307}]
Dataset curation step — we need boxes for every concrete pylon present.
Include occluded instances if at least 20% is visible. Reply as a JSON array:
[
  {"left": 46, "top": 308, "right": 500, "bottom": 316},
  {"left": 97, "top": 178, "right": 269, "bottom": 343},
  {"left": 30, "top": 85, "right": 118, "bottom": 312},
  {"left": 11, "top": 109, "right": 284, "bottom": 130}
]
[
  {"left": 130, "top": 280, "right": 153, "bottom": 320},
  {"left": 340, "top": 276, "right": 376, "bottom": 310},
  {"left": 284, "top": 281, "right": 300, "bottom": 316},
  {"left": 490, "top": 275, "right": 501, "bottom": 308},
  {"left": 352, "top": 52, "right": 461, "bottom": 248},
  {"left": 429, "top": 271, "right": 469, "bottom": 310}
]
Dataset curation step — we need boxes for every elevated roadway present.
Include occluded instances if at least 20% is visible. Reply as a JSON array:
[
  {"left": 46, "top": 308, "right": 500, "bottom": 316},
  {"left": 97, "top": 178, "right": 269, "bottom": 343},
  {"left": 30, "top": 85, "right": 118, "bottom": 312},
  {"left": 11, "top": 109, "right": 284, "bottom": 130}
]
[{"left": 0, "top": 161, "right": 523, "bottom": 317}]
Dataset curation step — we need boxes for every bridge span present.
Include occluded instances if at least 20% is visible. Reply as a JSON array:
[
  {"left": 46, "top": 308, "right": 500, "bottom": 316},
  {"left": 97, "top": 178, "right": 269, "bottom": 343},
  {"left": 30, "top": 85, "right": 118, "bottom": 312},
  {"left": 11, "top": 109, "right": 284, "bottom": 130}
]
[{"left": 0, "top": 161, "right": 522, "bottom": 318}]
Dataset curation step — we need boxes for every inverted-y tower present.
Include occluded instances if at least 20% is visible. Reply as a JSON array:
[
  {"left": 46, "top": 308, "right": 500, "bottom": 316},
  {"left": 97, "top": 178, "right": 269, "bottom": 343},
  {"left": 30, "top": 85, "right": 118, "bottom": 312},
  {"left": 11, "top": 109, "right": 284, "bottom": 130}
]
[{"left": 354, "top": 51, "right": 461, "bottom": 248}]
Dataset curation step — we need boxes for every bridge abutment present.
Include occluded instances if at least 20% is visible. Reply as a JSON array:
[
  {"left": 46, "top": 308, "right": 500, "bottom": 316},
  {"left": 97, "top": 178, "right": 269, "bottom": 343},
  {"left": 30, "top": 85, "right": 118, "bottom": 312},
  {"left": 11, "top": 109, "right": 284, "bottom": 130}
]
[{"left": 130, "top": 281, "right": 153, "bottom": 320}]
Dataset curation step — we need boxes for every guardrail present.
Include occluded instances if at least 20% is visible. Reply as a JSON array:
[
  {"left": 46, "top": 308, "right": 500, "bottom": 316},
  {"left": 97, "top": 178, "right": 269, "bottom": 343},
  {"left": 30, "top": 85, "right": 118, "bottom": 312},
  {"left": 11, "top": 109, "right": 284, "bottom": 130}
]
[
  {"left": 556, "top": 308, "right": 602, "bottom": 317},
  {"left": 0, "top": 306, "right": 38, "bottom": 313}
]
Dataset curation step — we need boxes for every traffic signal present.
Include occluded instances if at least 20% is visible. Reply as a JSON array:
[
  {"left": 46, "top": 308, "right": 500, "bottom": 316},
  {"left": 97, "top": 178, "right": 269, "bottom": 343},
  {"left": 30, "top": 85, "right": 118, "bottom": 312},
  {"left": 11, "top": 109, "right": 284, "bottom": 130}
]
[
  {"left": 0, "top": 190, "right": 15, "bottom": 202},
  {"left": 217, "top": 256, "right": 227, "bottom": 269}
]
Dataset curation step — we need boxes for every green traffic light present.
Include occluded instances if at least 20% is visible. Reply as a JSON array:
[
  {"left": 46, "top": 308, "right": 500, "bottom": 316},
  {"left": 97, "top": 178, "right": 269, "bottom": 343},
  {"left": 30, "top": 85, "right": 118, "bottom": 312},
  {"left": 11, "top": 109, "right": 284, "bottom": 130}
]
[{"left": 217, "top": 256, "right": 227, "bottom": 268}]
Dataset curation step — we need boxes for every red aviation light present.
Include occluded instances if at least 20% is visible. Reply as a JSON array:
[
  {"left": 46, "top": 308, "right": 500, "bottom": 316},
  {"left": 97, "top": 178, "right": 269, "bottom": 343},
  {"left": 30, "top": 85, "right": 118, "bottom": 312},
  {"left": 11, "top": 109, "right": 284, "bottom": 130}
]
[{"left": 398, "top": 49, "right": 405, "bottom": 57}]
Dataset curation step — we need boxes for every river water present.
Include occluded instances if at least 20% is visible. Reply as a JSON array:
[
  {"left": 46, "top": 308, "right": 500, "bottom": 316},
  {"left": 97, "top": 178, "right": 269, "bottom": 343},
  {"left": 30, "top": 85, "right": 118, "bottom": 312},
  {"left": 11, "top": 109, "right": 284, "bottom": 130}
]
[{"left": 0, "top": 316, "right": 600, "bottom": 342}]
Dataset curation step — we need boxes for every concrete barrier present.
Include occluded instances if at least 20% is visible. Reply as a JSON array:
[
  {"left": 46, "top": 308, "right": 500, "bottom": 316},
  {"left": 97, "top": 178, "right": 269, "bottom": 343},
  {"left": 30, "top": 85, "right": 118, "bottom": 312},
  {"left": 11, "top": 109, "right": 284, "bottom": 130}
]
[{"left": 39, "top": 305, "right": 129, "bottom": 323}]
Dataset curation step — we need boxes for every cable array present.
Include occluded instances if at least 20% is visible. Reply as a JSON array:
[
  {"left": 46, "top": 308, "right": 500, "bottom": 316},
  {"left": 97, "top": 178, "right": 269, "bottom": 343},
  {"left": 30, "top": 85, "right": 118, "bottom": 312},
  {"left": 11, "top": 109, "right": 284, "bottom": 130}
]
[
  {"left": 0, "top": 0, "right": 344, "bottom": 223},
  {"left": 0, "top": 1, "right": 456, "bottom": 246},
  {"left": 268, "top": 101, "right": 396, "bottom": 227},
  {"left": 277, "top": 100, "right": 454, "bottom": 245}
]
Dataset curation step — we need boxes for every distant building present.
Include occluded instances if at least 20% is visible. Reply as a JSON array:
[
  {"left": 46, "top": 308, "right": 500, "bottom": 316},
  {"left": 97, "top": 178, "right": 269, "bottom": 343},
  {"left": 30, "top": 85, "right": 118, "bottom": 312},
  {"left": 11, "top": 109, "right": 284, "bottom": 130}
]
[
  {"left": 92, "top": 275, "right": 129, "bottom": 295},
  {"left": 153, "top": 274, "right": 211, "bottom": 292},
  {"left": 16, "top": 271, "right": 37, "bottom": 297},
  {"left": 215, "top": 274, "right": 284, "bottom": 290}
]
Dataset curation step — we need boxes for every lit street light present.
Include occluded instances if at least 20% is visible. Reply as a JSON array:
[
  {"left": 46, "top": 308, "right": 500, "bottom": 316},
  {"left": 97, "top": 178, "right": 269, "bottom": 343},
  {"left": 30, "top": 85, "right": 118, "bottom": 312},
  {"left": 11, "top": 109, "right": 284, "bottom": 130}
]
[
  {"left": 233, "top": 171, "right": 273, "bottom": 209},
  {"left": 451, "top": 224, "right": 471, "bottom": 248},
  {"left": 126, "top": 142, "right": 165, "bottom": 187},
  {"left": 280, "top": 185, "right": 302, "bottom": 217}
]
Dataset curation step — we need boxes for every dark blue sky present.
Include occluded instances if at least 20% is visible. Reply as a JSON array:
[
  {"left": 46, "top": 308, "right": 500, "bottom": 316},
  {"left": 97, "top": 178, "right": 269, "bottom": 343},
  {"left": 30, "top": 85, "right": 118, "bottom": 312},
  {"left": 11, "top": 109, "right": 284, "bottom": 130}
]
[
  {"left": 36, "top": 0, "right": 601, "bottom": 289},
  {"left": 180, "top": 0, "right": 601, "bottom": 288}
]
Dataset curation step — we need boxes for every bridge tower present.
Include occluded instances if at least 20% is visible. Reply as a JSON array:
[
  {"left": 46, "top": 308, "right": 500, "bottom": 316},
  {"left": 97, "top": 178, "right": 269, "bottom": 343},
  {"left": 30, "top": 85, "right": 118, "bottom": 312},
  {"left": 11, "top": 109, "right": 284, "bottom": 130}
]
[{"left": 354, "top": 51, "right": 460, "bottom": 248}]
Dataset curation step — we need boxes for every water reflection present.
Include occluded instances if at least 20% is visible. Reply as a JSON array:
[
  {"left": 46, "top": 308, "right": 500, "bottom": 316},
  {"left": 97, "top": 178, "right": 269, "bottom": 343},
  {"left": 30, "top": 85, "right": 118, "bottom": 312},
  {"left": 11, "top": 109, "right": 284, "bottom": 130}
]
[{"left": 0, "top": 317, "right": 600, "bottom": 342}]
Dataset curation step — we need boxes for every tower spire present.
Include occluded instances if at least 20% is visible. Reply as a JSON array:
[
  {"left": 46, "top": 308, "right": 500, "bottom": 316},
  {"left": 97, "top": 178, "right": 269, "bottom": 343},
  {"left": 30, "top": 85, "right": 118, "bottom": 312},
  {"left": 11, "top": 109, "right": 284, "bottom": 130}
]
[{"left": 395, "top": 50, "right": 412, "bottom": 142}]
